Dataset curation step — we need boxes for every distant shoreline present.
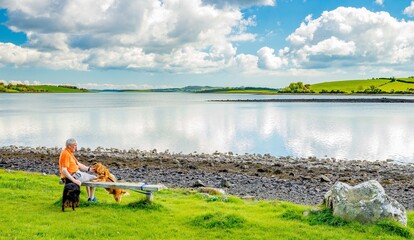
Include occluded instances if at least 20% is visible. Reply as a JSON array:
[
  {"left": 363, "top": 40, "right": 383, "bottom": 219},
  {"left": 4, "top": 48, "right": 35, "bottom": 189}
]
[{"left": 210, "top": 98, "right": 414, "bottom": 103}]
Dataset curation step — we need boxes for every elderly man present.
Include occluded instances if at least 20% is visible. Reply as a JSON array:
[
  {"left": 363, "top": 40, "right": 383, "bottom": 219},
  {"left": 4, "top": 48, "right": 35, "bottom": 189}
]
[{"left": 59, "top": 138, "right": 97, "bottom": 202}]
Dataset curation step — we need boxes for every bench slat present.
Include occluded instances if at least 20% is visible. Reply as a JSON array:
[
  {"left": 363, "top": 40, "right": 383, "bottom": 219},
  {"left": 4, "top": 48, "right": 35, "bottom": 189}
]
[{"left": 81, "top": 181, "right": 166, "bottom": 192}]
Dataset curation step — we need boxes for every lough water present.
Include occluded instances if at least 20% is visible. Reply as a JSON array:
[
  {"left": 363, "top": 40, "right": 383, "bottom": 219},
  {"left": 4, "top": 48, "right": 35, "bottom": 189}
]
[{"left": 1, "top": 93, "right": 413, "bottom": 162}]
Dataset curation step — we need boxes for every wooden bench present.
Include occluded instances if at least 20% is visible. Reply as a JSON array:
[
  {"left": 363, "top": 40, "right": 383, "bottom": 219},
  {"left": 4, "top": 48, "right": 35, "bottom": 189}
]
[{"left": 81, "top": 181, "right": 167, "bottom": 202}]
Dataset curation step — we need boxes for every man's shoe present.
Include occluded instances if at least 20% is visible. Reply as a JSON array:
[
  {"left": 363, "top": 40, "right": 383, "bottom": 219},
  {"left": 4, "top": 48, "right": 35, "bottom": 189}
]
[{"left": 88, "top": 197, "right": 97, "bottom": 202}]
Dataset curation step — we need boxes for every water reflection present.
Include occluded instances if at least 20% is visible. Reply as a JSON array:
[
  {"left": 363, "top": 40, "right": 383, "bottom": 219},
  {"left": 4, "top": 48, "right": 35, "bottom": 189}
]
[{"left": 0, "top": 93, "right": 413, "bottom": 162}]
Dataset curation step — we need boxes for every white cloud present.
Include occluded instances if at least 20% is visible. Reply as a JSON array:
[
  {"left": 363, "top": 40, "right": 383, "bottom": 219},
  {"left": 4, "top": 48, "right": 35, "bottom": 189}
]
[
  {"left": 375, "top": 0, "right": 384, "bottom": 6},
  {"left": 286, "top": 7, "right": 414, "bottom": 68},
  {"left": 86, "top": 47, "right": 156, "bottom": 70},
  {"left": 228, "top": 33, "right": 257, "bottom": 42},
  {"left": 1, "top": 2, "right": 414, "bottom": 79},
  {"left": 0, "top": 0, "right": 256, "bottom": 73},
  {"left": 0, "top": 43, "right": 41, "bottom": 65},
  {"left": 403, "top": 1, "right": 414, "bottom": 17},
  {"left": 298, "top": 37, "right": 356, "bottom": 59},
  {"left": 0, "top": 42, "right": 89, "bottom": 70},
  {"left": 257, "top": 47, "right": 287, "bottom": 70},
  {"left": 77, "top": 83, "right": 158, "bottom": 90},
  {"left": 233, "top": 53, "right": 259, "bottom": 73},
  {"left": 201, "top": 0, "right": 275, "bottom": 8},
  {"left": 0, "top": 79, "right": 31, "bottom": 85}
]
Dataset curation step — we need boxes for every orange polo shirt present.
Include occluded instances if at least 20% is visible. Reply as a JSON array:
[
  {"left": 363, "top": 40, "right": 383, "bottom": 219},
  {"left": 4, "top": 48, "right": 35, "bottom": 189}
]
[{"left": 59, "top": 147, "right": 79, "bottom": 178}]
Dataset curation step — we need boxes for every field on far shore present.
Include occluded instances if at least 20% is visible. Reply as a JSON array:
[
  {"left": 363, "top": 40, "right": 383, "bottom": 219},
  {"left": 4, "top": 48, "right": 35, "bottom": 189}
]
[
  {"left": 32, "top": 85, "right": 89, "bottom": 93},
  {"left": 0, "top": 84, "right": 88, "bottom": 93},
  {"left": 1, "top": 169, "right": 413, "bottom": 240},
  {"left": 309, "top": 78, "right": 414, "bottom": 93}
]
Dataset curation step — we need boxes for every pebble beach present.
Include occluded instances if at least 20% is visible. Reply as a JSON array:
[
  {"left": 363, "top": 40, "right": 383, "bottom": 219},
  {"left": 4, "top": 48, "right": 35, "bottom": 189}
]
[{"left": 1, "top": 145, "right": 413, "bottom": 209}]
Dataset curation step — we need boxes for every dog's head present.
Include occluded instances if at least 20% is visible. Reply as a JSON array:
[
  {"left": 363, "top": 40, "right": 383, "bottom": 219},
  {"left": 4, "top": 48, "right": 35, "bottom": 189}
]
[
  {"left": 108, "top": 188, "right": 128, "bottom": 203},
  {"left": 92, "top": 163, "right": 116, "bottom": 182},
  {"left": 114, "top": 190, "right": 127, "bottom": 203},
  {"left": 92, "top": 163, "right": 109, "bottom": 176}
]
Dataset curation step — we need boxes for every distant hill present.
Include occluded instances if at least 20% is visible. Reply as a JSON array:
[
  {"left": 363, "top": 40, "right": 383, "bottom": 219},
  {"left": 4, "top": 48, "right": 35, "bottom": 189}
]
[
  {"left": 123, "top": 78, "right": 414, "bottom": 95},
  {"left": 0, "top": 83, "right": 89, "bottom": 93},
  {"left": 123, "top": 86, "right": 223, "bottom": 93},
  {"left": 3, "top": 77, "right": 413, "bottom": 94},
  {"left": 123, "top": 86, "right": 280, "bottom": 94},
  {"left": 309, "top": 78, "right": 414, "bottom": 94}
]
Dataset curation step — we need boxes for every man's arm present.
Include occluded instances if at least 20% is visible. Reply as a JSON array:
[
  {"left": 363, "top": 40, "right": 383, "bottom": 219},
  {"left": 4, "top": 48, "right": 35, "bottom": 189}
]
[
  {"left": 62, "top": 167, "right": 81, "bottom": 186},
  {"left": 77, "top": 162, "right": 91, "bottom": 172}
]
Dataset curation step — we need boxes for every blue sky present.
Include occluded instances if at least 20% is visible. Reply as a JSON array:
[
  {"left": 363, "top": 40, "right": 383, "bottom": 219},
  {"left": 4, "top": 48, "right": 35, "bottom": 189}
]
[{"left": 0, "top": 0, "right": 414, "bottom": 89}]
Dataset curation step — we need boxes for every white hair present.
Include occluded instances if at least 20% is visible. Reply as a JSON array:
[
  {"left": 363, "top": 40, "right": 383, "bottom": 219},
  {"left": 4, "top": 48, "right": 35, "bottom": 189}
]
[{"left": 65, "top": 138, "right": 78, "bottom": 147}]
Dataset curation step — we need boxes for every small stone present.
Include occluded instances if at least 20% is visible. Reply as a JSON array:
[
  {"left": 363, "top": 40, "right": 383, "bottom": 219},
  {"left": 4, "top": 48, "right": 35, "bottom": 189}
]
[
  {"left": 220, "top": 179, "right": 232, "bottom": 188},
  {"left": 192, "top": 180, "right": 205, "bottom": 187},
  {"left": 301, "top": 175, "right": 312, "bottom": 180},
  {"left": 241, "top": 195, "right": 255, "bottom": 200},
  {"left": 320, "top": 175, "right": 331, "bottom": 182},
  {"left": 198, "top": 187, "right": 225, "bottom": 195}
]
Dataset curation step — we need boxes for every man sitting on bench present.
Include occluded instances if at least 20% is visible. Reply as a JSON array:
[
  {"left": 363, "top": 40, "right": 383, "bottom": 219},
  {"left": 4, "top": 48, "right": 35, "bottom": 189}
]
[{"left": 59, "top": 138, "right": 97, "bottom": 202}]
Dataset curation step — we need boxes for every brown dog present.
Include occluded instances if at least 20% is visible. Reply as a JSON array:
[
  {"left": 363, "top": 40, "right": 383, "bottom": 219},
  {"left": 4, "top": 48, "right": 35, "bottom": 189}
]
[{"left": 91, "top": 163, "right": 128, "bottom": 203}]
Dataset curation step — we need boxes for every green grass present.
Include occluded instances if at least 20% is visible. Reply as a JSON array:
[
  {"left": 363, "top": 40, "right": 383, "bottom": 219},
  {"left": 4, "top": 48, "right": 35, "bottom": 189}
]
[
  {"left": 0, "top": 84, "right": 88, "bottom": 93},
  {"left": 309, "top": 79, "right": 387, "bottom": 93},
  {"left": 32, "top": 85, "right": 89, "bottom": 93},
  {"left": 379, "top": 80, "right": 414, "bottom": 92},
  {"left": 309, "top": 79, "right": 414, "bottom": 94},
  {"left": 0, "top": 169, "right": 413, "bottom": 240}
]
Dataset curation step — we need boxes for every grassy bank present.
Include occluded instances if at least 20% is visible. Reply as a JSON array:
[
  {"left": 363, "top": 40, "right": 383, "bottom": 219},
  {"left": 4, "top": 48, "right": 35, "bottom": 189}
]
[
  {"left": 32, "top": 85, "right": 89, "bottom": 93},
  {"left": 309, "top": 78, "right": 414, "bottom": 94},
  {"left": 0, "top": 84, "right": 88, "bottom": 93},
  {"left": 1, "top": 169, "right": 413, "bottom": 239}
]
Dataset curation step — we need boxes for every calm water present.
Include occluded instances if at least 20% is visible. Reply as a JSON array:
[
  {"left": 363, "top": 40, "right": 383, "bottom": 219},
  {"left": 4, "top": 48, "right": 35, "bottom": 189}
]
[{"left": 1, "top": 93, "right": 413, "bottom": 162}]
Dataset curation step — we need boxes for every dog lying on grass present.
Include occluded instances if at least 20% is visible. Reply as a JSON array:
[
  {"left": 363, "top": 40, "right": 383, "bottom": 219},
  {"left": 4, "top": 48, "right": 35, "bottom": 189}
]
[
  {"left": 91, "top": 163, "right": 128, "bottom": 203},
  {"left": 62, "top": 182, "right": 80, "bottom": 211}
]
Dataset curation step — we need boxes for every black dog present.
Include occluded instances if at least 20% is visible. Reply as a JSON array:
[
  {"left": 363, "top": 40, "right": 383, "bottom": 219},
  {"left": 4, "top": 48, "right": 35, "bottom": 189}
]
[{"left": 62, "top": 183, "right": 80, "bottom": 212}]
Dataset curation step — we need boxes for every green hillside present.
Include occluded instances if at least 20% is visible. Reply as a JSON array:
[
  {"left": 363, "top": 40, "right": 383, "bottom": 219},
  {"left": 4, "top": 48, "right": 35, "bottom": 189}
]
[
  {"left": 32, "top": 85, "right": 89, "bottom": 93},
  {"left": 309, "top": 78, "right": 414, "bottom": 94},
  {"left": 0, "top": 83, "right": 89, "bottom": 93}
]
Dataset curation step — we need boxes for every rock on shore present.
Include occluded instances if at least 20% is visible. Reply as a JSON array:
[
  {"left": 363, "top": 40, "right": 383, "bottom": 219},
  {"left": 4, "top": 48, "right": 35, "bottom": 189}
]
[{"left": 1, "top": 145, "right": 414, "bottom": 209}]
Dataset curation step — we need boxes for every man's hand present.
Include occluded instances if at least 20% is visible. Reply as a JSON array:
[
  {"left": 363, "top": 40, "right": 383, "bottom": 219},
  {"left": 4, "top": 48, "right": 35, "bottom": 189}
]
[
  {"left": 62, "top": 167, "right": 81, "bottom": 186},
  {"left": 74, "top": 179, "right": 81, "bottom": 186}
]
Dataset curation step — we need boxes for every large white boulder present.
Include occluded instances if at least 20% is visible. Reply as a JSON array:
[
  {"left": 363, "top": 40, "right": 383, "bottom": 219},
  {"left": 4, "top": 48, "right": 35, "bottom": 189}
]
[{"left": 324, "top": 180, "right": 407, "bottom": 225}]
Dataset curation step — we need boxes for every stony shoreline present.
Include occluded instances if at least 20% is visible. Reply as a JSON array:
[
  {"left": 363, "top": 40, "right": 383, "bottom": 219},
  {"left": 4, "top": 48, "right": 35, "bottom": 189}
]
[{"left": 1, "top": 146, "right": 413, "bottom": 209}]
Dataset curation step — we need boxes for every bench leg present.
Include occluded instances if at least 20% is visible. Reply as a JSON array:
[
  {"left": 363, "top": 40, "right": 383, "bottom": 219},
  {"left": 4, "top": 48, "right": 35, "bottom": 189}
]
[{"left": 146, "top": 192, "right": 154, "bottom": 203}]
